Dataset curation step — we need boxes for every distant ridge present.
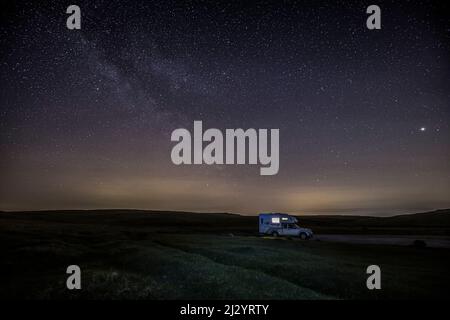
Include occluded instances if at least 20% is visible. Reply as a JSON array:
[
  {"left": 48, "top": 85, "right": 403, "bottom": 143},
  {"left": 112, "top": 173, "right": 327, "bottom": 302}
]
[
  {"left": 1, "top": 208, "right": 449, "bottom": 223},
  {"left": 292, "top": 209, "right": 450, "bottom": 235},
  {"left": 384, "top": 209, "right": 450, "bottom": 226},
  {"left": 0, "top": 208, "right": 449, "bottom": 235}
]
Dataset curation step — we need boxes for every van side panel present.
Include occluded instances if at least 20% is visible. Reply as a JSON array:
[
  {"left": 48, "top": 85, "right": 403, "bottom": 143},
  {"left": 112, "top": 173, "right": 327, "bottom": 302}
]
[{"left": 259, "top": 213, "right": 283, "bottom": 234}]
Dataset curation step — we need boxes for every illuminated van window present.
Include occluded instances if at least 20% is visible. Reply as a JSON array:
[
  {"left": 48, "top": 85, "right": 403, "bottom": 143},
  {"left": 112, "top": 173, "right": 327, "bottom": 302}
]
[
  {"left": 282, "top": 217, "right": 288, "bottom": 220},
  {"left": 271, "top": 217, "right": 280, "bottom": 224}
]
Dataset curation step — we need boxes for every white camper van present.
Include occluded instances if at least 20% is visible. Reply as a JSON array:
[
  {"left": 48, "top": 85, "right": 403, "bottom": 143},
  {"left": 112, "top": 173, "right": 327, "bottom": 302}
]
[{"left": 259, "top": 213, "right": 313, "bottom": 239}]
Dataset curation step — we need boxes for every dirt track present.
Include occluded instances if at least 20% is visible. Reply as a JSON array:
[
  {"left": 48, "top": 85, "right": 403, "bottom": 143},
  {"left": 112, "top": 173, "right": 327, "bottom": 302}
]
[{"left": 315, "top": 234, "right": 450, "bottom": 248}]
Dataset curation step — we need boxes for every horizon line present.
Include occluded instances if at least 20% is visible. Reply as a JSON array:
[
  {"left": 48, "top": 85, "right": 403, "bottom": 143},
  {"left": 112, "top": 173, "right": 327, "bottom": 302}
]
[{"left": 1, "top": 207, "right": 449, "bottom": 218}]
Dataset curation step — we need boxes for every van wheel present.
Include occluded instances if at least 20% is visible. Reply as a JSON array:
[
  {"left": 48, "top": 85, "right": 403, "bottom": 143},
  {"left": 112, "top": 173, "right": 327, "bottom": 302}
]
[
  {"left": 272, "top": 231, "right": 279, "bottom": 237},
  {"left": 299, "top": 233, "right": 308, "bottom": 240}
]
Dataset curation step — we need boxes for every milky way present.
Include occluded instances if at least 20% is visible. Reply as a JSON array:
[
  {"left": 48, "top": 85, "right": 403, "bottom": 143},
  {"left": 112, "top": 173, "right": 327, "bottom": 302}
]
[{"left": 0, "top": 0, "right": 449, "bottom": 215}]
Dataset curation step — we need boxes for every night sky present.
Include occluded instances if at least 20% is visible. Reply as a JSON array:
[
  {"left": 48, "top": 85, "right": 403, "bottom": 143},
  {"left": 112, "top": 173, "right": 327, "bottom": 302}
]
[{"left": 0, "top": 0, "right": 449, "bottom": 215}]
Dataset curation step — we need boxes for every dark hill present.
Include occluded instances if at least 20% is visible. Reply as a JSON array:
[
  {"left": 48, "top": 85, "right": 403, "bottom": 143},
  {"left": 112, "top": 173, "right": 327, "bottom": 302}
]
[{"left": 0, "top": 208, "right": 449, "bottom": 235}]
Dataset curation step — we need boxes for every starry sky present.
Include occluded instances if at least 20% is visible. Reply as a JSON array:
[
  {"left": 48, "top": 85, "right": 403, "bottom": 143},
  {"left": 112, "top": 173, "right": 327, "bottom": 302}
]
[{"left": 0, "top": 0, "right": 449, "bottom": 215}]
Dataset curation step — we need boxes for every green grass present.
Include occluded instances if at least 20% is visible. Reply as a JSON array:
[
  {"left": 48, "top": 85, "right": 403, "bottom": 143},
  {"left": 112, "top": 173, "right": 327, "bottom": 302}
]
[
  {"left": 153, "top": 234, "right": 450, "bottom": 299},
  {"left": 1, "top": 211, "right": 449, "bottom": 299}
]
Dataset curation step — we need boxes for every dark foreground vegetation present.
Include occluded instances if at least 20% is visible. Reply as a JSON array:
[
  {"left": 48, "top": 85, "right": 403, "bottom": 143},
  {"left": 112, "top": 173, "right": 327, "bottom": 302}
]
[{"left": 1, "top": 209, "right": 449, "bottom": 299}]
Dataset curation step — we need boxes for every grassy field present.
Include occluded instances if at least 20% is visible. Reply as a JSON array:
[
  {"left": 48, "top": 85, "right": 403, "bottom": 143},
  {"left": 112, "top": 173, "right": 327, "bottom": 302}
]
[{"left": 1, "top": 210, "right": 450, "bottom": 299}]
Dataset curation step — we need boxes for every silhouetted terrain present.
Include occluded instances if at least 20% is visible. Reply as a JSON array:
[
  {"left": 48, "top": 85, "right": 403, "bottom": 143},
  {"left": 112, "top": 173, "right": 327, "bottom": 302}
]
[
  {"left": 1, "top": 208, "right": 449, "bottom": 235},
  {"left": 1, "top": 209, "right": 449, "bottom": 299},
  {"left": 297, "top": 209, "right": 450, "bottom": 235}
]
